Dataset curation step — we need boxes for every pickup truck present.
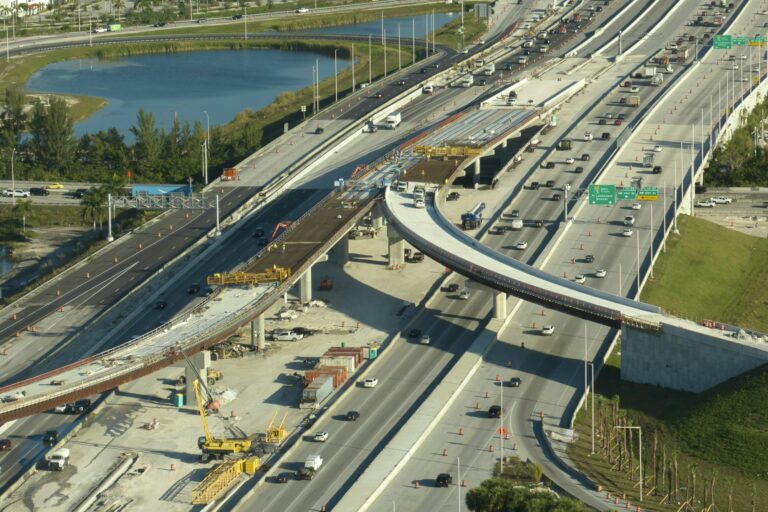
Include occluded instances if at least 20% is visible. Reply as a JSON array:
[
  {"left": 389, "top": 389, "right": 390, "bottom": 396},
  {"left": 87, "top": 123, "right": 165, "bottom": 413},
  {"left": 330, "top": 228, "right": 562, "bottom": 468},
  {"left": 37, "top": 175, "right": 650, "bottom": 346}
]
[{"left": 711, "top": 196, "right": 733, "bottom": 204}]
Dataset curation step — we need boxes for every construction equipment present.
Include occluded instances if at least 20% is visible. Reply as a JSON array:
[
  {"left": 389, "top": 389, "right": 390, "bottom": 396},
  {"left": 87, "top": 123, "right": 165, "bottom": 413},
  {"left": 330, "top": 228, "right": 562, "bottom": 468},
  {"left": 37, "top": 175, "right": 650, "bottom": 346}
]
[
  {"left": 265, "top": 411, "right": 288, "bottom": 445},
  {"left": 193, "top": 380, "right": 252, "bottom": 463},
  {"left": 178, "top": 368, "right": 224, "bottom": 386},
  {"left": 191, "top": 457, "right": 260, "bottom": 505},
  {"left": 269, "top": 221, "right": 293, "bottom": 245},
  {"left": 207, "top": 266, "right": 291, "bottom": 287},
  {"left": 413, "top": 145, "right": 484, "bottom": 159},
  {"left": 319, "top": 278, "right": 333, "bottom": 290},
  {"left": 209, "top": 342, "right": 245, "bottom": 361}
]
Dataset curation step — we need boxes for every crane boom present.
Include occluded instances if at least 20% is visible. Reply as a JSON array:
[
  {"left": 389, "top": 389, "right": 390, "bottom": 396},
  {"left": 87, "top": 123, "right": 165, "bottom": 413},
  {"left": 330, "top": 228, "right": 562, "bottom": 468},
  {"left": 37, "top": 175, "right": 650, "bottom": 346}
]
[{"left": 193, "top": 379, "right": 213, "bottom": 444}]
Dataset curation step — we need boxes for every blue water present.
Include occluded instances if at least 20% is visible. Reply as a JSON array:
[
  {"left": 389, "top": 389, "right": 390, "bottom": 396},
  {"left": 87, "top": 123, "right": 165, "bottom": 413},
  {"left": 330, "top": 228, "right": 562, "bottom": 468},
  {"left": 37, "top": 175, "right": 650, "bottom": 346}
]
[
  {"left": 306, "top": 13, "right": 456, "bottom": 38},
  {"left": 27, "top": 49, "right": 349, "bottom": 138}
]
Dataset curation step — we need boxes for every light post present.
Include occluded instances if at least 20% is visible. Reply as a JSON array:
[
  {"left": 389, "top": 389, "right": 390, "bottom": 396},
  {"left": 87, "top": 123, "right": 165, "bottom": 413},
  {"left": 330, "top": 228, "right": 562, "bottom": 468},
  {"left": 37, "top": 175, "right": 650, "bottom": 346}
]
[
  {"left": 5, "top": 28, "right": 8, "bottom": 62},
  {"left": 107, "top": 193, "right": 114, "bottom": 241},
  {"left": 89, "top": 15, "right": 92, "bottom": 47},
  {"left": 334, "top": 49, "right": 338, "bottom": 102},
  {"left": 351, "top": 43, "right": 355, "bottom": 92},
  {"left": 583, "top": 324, "right": 588, "bottom": 421},
  {"left": 457, "top": 457, "right": 462, "bottom": 512},
  {"left": 614, "top": 425, "right": 643, "bottom": 501},
  {"left": 9, "top": 146, "right": 16, "bottom": 206},
  {"left": 649, "top": 202, "right": 654, "bottom": 278},
  {"left": 587, "top": 362, "right": 595, "bottom": 455},
  {"left": 398, "top": 24, "right": 401, "bottom": 70},
  {"left": 201, "top": 140, "right": 208, "bottom": 185},
  {"left": 203, "top": 110, "right": 210, "bottom": 151},
  {"left": 635, "top": 222, "right": 640, "bottom": 292},
  {"left": 368, "top": 34, "right": 372, "bottom": 85},
  {"left": 499, "top": 379, "right": 504, "bottom": 473}
]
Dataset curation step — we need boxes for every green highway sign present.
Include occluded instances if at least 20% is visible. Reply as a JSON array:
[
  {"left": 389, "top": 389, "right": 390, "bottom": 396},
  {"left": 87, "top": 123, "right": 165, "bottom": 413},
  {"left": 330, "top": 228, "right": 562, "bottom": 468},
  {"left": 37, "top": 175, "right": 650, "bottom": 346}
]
[
  {"left": 713, "top": 35, "right": 732, "bottom": 49},
  {"left": 588, "top": 184, "right": 616, "bottom": 205},
  {"left": 749, "top": 36, "right": 766, "bottom": 47},
  {"left": 617, "top": 187, "right": 637, "bottom": 200},
  {"left": 637, "top": 187, "right": 659, "bottom": 201},
  {"left": 734, "top": 36, "right": 746, "bottom": 46}
]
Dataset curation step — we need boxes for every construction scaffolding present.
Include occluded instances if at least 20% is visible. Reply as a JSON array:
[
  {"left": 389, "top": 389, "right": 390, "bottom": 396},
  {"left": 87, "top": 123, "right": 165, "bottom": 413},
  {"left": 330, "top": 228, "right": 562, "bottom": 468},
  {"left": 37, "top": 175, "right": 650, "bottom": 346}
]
[
  {"left": 192, "top": 460, "right": 243, "bottom": 505},
  {"left": 207, "top": 266, "right": 292, "bottom": 287},
  {"left": 412, "top": 145, "right": 484, "bottom": 159}
]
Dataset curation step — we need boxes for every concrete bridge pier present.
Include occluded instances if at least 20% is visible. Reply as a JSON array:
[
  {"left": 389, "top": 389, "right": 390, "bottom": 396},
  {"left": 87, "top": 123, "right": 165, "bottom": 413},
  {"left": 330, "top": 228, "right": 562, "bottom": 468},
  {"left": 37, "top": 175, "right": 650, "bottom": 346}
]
[
  {"left": 334, "top": 237, "right": 350, "bottom": 266},
  {"left": 493, "top": 291, "right": 507, "bottom": 320},
  {"left": 387, "top": 224, "right": 405, "bottom": 267},
  {"left": 473, "top": 159, "right": 481, "bottom": 189},
  {"left": 183, "top": 350, "right": 211, "bottom": 407},
  {"left": 501, "top": 138, "right": 508, "bottom": 149},
  {"left": 300, "top": 266, "right": 312, "bottom": 304},
  {"left": 371, "top": 203, "right": 385, "bottom": 230},
  {"left": 251, "top": 314, "right": 266, "bottom": 352}
]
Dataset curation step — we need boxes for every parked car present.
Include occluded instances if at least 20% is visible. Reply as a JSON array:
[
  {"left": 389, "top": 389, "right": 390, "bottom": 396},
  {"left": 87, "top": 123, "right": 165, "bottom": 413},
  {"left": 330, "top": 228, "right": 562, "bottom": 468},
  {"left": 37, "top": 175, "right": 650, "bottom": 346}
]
[{"left": 273, "top": 330, "right": 303, "bottom": 341}]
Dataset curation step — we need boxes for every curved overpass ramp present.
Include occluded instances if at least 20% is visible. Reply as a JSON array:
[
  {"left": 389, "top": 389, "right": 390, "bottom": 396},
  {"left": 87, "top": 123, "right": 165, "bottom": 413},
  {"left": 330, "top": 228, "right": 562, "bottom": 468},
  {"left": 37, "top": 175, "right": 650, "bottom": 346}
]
[{"left": 384, "top": 186, "right": 663, "bottom": 330}]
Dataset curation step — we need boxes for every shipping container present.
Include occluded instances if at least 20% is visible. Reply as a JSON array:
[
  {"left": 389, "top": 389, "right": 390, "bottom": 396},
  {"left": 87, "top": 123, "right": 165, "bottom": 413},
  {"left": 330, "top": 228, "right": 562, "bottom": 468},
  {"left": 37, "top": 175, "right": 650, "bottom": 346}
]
[
  {"left": 319, "top": 355, "right": 356, "bottom": 374},
  {"left": 305, "top": 366, "right": 347, "bottom": 388},
  {"left": 325, "top": 347, "right": 365, "bottom": 365},
  {"left": 300, "top": 376, "right": 333, "bottom": 408}
]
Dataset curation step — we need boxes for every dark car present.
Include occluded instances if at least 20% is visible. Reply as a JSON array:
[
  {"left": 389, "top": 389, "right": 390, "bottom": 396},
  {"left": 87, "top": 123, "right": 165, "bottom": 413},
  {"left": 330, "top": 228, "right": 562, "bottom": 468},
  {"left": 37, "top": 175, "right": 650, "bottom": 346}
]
[
  {"left": 275, "top": 472, "right": 292, "bottom": 483},
  {"left": 72, "top": 399, "right": 91, "bottom": 413},
  {"left": 552, "top": 193, "right": 562, "bottom": 201},
  {"left": 30, "top": 187, "right": 49, "bottom": 196},
  {"left": 43, "top": 430, "right": 59, "bottom": 445},
  {"left": 232, "top": 14, "right": 242, "bottom": 19},
  {"left": 614, "top": 119, "right": 622, "bottom": 126},
  {"left": 72, "top": 188, "right": 90, "bottom": 199},
  {"left": 373, "top": 92, "right": 383, "bottom": 99},
  {"left": 585, "top": 254, "right": 595, "bottom": 263},
  {"left": 410, "top": 252, "right": 425, "bottom": 262},
  {"left": 488, "top": 405, "right": 501, "bottom": 418},
  {"left": 203, "top": 287, "right": 214, "bottom": 296},
  {"left": 601, "top": 132, "right": 611, "bottom": 140},
  {"left": 420, "top": 67, "right": 429, "bottom": 74},
  {"left": 446, "top": 283, "right": 459, "bottom": 293},
  {"left": 530, "top": 181, "right": 540, "bottom": 190},
  {"left": 196, "top": 18, "right": 208, "bottom": 23},
  {"left": 155, "top": 301, "right": 168, "bottom": 310},
  {"left": 436, "top": 473, "right": 453, "bottom": 487},
  {"left": 188, "top": 283, "right": 201, "bottom": 294},
  {"left": 544, "top": 162, "right": 555, "bottom": 169},
  {"left": 408, "top": 328, "right": 422, "bottom": 338},
  {"left": 346, "top": 410, "right": 360, "bottom": 421},
  {"left": 509, "top": 377, "right": 522, "bottom": 387},
  {"left": 534, "top": 220, "right": 545, "bottom": 228},
  {"left": 397, "top": 79, "right": 407, "bottom": 85},
  {"left": 253, "top": 228, "right": 265, "bottom": 238},
  {"left": 574, "top": 166, "right": 584, "bottom": 174},
  {"left": 599, "top": 119, "right": 607, "bottom": 125},
  {"left": 545, "top": 180, "right": 556, "bottom": 188},
  {"left": 291, "top": 327, "right": 316, "bottom": 336},
  {"left": 0, "top": 439, "right": 11, "bottom": 451},
  {"left": 510, "top": 209, "right": 520, "bottom": 218},
  {"left": 582, "top": 154, "right": 591, "bottom": 161},
  {"left": 315, "top": 127, "right": 324, "bottom": 134},
  {"left": 618, "top": 113, "right": 626, "bottom": 120},
  {"left": 652, "top": 165, "right": 662, "bottom": 174},
  {"left": 153, "top": 21, "right": 166, "bottom": 27},
  {"left": 447, "top": 191, "right": 460, "bottom": 201}
]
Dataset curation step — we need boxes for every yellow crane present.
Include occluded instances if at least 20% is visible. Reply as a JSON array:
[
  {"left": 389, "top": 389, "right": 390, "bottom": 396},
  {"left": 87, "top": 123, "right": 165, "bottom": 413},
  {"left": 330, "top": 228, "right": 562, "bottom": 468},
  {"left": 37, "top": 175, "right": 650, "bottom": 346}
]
[
  {"left": 207, "top": 265, "right": 291, "bottom": 287},
  {"left": 193, "top": 379, "right": 253, "bottom": 463},
  {"left": 264, "top": 411, "right": 288, "bottom": 445}
]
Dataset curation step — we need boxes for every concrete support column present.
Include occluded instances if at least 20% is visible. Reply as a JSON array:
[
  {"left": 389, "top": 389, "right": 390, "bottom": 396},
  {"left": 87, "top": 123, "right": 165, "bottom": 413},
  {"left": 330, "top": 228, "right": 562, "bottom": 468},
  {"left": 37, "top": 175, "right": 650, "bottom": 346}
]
[
  {"left": 184, "top": 350, "right": 211, "bottom": 407},
  {"left": 335, "top": 237, "right": 350, "bottom": 266},
  {"left": 501, "top": 138, "right": 508, "bottom": 149},
  {"left": 252, "top": 314, "right": 266, "bottom": 352},
  {"left": 300, "top": 266, "right": 312, "bottom": 304},
  {"left": 387, "top": 224, "right": 405, "bottom": 267},
  {"left": 371, "top": 203, "right": 385, "bottom": 230},
  {"left": 473, "top": 159, "right": 481, "bottom": 189},
  {"left": 493, "top": 291, "right": 507, "bottom": 320}
]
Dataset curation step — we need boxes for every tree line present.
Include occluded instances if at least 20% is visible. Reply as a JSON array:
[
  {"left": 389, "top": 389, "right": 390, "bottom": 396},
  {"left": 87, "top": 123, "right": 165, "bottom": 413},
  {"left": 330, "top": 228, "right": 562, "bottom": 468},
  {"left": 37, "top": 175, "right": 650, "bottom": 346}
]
[{"left": 0, "top": 86, "right": 263, "bottom": 187}]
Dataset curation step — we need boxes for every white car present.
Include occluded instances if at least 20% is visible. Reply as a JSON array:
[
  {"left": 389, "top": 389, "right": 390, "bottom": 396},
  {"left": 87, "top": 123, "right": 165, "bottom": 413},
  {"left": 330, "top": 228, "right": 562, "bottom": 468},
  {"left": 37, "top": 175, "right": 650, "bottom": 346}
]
[
  {"left": 272, "top": 330, "right": 302, "bottom": 341},
  {"left": 458, "top": 290, "right": 471, "bottom": 300},
  {"left": 413, "top": 199, "right": 425, "bottom": 208},
  {"left": 630, "top": 86, "right": 640, "bottom": 93},
  {"left": 565, "top": 157, "right": 575, "bottom": 164},
  {"left": 623, "top": 215, "right": 635, "bottom": 226},
  {"left": 574, "top": 274, "right": 586, "bottom": 284},
  {"left": 515, "top": 241, "right": 528, "bottom": 250},
  {"left": 296, "top": 7, "right": 309, "bottom": 13},
  {"left": 584, "top": 132, "right": 593, "bottom": 141},
  {"left": 605, "top": 113, "right": 613, "bottom": 119},
  {"left": 653, "top": 145, "right": 662, "bottom": 152},
  {"left": 732, "top": 64, "right": 739, "bottom": 70},
  {"left": 668, "top": 42, "right": 678, "bottom": 50},
  {"left": 631, "top": 202, "right": 642, "bottom": 210},
  {"left": 595, "top": 269, "right": 607, "bottom": 278},
  {"left": 541, "top": 325, "right": 555, "bottom": 336},
  {"left": 696, "top": 200, "right": 716, "bottom": 208},
  {"left": 420, "top": 334, "right": 431, "bottom": 345},
  {"left": 711, "top": 196, "right": 733, "bottom": 204},
  {"left": 561, "top": 183, "right": 571, "bottom": 191},
  {"left": 622, "top": 228, "right": 634, "bottom": 237},
  {"left": 93, "top": 27, "right": 108, "bottom": 33},
  {"left": 314, "top": 432, "right": 329, "bottom": 442},
  {"left": 363, "top": 378, "right": 379, "bottom": 388}
]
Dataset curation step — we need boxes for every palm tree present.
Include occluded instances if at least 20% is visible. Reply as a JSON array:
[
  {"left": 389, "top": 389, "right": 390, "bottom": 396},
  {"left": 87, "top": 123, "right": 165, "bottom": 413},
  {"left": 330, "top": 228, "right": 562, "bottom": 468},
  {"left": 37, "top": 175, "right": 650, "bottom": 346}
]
[
  {"left": 113, "top": 0, "right": 125, "bottom": 20},
  {"left": 81, "top": 187, "right": 106, "bottom": 230},
  {"left": 12, "top": 199, "right": 33, "bottom": 235}
]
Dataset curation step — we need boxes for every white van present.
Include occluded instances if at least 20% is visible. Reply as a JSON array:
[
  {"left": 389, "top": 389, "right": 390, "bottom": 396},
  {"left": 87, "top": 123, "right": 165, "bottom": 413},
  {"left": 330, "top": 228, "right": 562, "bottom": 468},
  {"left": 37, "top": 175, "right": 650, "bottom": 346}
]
[
  {"left": 395, "top": 181, "right": 408, "bottom": 192},
  {"left": 518, "top": 56, "right": 529, "bottom": 65}
]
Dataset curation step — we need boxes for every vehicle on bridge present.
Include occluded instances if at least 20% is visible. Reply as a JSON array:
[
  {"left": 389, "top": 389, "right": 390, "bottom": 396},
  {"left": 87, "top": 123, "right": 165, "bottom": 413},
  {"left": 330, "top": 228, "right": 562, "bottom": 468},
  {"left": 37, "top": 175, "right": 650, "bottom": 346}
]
[{"left": 461, "top": 202, "right": 486, "bottom": 230}]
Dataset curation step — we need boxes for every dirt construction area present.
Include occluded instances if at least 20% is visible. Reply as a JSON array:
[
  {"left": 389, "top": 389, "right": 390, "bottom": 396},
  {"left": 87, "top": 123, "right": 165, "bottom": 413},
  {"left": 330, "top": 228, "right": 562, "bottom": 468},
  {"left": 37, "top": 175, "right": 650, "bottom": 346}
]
[{"left": 0, "top": 231, "right": 445, "bottom": 512}]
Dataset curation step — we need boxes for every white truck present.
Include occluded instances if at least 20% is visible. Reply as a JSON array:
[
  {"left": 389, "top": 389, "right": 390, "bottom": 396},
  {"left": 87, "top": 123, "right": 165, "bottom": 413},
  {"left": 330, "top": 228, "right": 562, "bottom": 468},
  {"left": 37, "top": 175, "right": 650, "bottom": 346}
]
[
  {"left": 460, "top": 74, "right": 474, "bottom": 88},
  {"left": 299, "top": 454, "right": 323, "bottom": 479},
  {"left": 384, "top": 112, "right": 401, "bottom": 129},
  {"left": 46, "top": 448, "right": 70, "bottom": 471},
  {"left": 643, "top": 66, "right": 656, "bottom": 78},
  {"left": 510, "top": 219, "right": 524, "bottom": 230},
  {"left": 482, "top": 63, "right": 495, "bottom": 76},
  {"left": 651, "top": 73, "right": 663, "bottom": 86}
]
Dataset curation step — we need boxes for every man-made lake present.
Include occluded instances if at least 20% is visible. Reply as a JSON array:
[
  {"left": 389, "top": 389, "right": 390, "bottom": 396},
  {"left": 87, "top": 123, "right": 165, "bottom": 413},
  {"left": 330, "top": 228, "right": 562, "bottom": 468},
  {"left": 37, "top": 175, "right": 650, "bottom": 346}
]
[
  {"left": 27, "top": 49, "right": 349, "bottom": 137},
  {"left": 25, "top": 14, "right": 456, "bottom": 138}
]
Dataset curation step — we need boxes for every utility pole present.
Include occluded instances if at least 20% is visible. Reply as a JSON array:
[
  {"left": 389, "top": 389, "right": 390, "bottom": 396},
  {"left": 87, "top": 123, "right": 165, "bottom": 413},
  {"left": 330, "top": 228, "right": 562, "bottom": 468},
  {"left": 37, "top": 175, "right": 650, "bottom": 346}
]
[
  {"left": 398, "top": 24, "right": 401, "bottom": 70},
  {"left": 351, "top": 43, "right": 355, "bottom": 91},
  {"left": 383, "top": 28, "right": 387, "bottom": 78},
  {"left": 107, "top": 194, "right": 114, "bottom": 241},
  {"left": 368, "top": 34, "right": 372, "bottom": 85},
  {"left": 334, "top": 49, "right": 338, "bottom": 102}
]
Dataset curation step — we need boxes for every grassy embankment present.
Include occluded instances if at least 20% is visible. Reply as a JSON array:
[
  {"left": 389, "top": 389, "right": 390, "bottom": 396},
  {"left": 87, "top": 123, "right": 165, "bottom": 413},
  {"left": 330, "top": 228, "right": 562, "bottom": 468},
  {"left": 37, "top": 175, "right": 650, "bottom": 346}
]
[{"left": 567, "top": 215, "right": 768, "bottom": 511}]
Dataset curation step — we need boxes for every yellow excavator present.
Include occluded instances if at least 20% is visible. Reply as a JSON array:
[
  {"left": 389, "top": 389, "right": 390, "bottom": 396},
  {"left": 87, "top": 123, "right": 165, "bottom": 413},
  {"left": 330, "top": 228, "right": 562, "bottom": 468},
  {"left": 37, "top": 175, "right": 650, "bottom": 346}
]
[{"left": 193, "top": 379, "right": 253, "bottom": 463}]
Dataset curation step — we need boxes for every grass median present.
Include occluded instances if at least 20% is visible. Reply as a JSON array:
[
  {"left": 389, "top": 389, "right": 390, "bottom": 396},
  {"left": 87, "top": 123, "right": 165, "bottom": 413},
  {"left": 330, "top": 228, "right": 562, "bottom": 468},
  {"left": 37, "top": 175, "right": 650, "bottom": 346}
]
[{"left": 567, "top": 215, "right": 768, "bottom": 511}]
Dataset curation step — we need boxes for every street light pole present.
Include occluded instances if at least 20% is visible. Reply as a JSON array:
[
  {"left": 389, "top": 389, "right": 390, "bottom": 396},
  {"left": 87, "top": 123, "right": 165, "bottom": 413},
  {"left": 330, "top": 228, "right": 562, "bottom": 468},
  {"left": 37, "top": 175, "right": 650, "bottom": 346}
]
[
  {"left": 649, "top": 202, "right": 654, "bottom": 278},
  {"left": 618, "top": 263, "right": 622, "bottom": 296},
  {"left": 351, "top": 43, "right": 355, "bottom": 91},
  {"left": 107, "top": 193, "right": 114, "bottom": 241},
  {"left": 635, "top": 222, "right": 640, "bottom": 292},
  {"left": 457, "top": 457, "right": 462, "bottom": 512},
  {"left": 499, "top": 380, "right": 504, "bottom": 473},
  {"left": 334, "top": 49, "right": 338, "bottom": 102},
  {"left": 614, "top": 426, "right": 643, "bottom": 501},
  {"left": 587, "top": 362, "right": 595, "bottom": 455},
  {"left": 10, "top": 147, "right": 16, "bottom": 207}
]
